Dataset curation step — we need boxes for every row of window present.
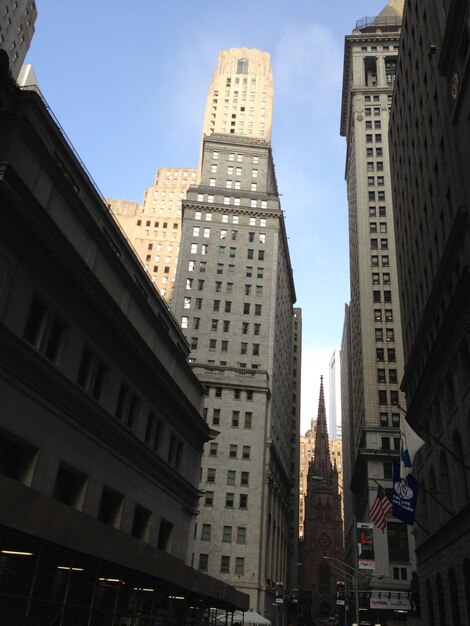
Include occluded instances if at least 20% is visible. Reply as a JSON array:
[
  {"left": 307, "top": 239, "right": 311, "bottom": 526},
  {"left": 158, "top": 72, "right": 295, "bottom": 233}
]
[
  {"left": 380, "top": 412, "right": 400, "bottom": 428},
  {"left": 365, "top": 120, "right": 382, "bottom": 129},
  {"left": 184, "top": 298, "right": 264, "bottom": 315},
  {"left": 183, "top": 317, "right": 260, "bottom": 335},
  {"left": 207, "top": 409, "right": 253, "bottom": 428},
  {"left": 372, "top": 272, "right": 391, "bottom": 284},
  {"left": 206, "top": 467, "right": 250, "bottom": 485},
  {"left": 195, "top": 194, "right": 268, "bottom": 208},
  {"left": 198, "top": 553, "right": 245, "bottom": 574},
  {"left": 210, "top": 386, "right": 255, "bottom": 400},
  {"left": 376, "top": 347, "right": 396, "bottom": 362},
  {"left": 23, "top": 298, "right": 182, "bottom": 468},
  {"left": 379, "top": 389, "right": 399, "bottom": 406},
  {"left": 371, "top": 255, "right": 389, "bottom": 266},
  {"left": 366, "top": 133, "right": 383, "bottom": 143},
  {"left": 373, "top": 290, "right": 393, "bottom": 303},
  {"left": 375, "top": 328, "right": 395, "bottom": 342},
  {"left": 371, "top": 238, "right": 388, "bottom": 249},
  {"left": 378, "top": 368, "right": 398, "bottom": 384},
  {"left": 204, "top": 491, "right": 249, "bottom": 509},
  {"left": 194, "top": 212, "right": 266, "bottom": 227},
  {"left": 368, "top": 190, "right": 386, "bottom": 202},
  {"left": 187, "top": 260, "right": 265, "bottom": 279},
  {"left": 367, "top": 147, "right": 383, "bottom": 157}
]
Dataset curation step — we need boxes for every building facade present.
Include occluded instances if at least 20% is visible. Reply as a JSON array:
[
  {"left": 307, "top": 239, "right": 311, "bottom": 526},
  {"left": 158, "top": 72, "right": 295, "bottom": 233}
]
[
  {"left": 0, "top": 0, "right": 36, "bottom": 79},
  {"left": 0, "top": 50, "right": 248, "bottom": 624},
  {"left": 328, "top": 349, "right": 342, "bottom": 440},
  {"left": 339, "top": 0, "right": 417, "bottom": 615},
  {"left": 170, "top": 48, "right": 299, "bottom": 620},
  {"left": 389, "top": 0, "right": 470, "bottom": 623},
  {"left": 109, "top": 166, "right": 198, "bottom": 303},
  {"left": 300, "top": 378, "right": 343, "bottom": 623}
]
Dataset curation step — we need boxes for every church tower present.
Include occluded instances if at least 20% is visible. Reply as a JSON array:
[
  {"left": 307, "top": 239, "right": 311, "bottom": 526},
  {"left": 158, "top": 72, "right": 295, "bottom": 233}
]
[{"left": 300, "top": 377, "right": 343, "bottom": 623}]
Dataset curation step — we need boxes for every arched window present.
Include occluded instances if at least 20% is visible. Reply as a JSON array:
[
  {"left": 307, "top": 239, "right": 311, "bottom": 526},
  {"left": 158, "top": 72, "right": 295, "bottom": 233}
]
[
  {"left": 319, "top": 562, "right": 330, "bottom": 595},
  {"left": 237, "top": 58, "right": 248, "bottom": 74},
  {"left": 448, "top": 567, "right": 461, "bottom": 626},
  {"left": 426, "top": 579, "right": 435, "bottom": 626},
  {"left": 436, "top": 573, "right": 446, "bottom": 626},
  {"left": 452, "top": 430, "right": 469, "bottom": 507}
]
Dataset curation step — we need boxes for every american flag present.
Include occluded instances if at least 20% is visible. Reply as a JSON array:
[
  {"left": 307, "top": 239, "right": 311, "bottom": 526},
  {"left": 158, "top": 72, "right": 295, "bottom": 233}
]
[{"left": 368, "top": 485, "right": 392, "bottom": 532}]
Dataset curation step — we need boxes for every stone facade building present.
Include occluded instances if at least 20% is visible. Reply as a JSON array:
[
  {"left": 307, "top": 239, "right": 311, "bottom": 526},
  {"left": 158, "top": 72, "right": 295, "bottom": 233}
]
[
  {"left": 389, "top": 0, "right": 470, "bottom": 623},
  {"left": 0, "top": 50, "right": 247, "bottom": 624},
  {"left": 170, "top": 48, "right": 299, "bottom": 621},
  {"left": 339, "top": 0, "right": 417, "bottom": 617},
  {"left": 0, "top": 0, "right": 36, "bottom": 79}
]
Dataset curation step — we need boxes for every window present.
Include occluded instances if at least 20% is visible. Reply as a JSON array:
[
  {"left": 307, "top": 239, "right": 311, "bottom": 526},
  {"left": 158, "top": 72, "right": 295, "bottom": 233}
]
[
  {"left": 215, "top": 386, "right": 222, "bottom": 398},
  {"left": 247, "top": 249, "right": 254, "bottom": 259},
  {"left": 255, "top": 304, "right": 262, "bottom": 316},
  {"left": 386, "top": 328, "right": 395, "bottom": 342},
  {"left": 390, "top": 390, "right": 399, "bottom": 405},
  {"left": 225, "top": 492, "right": 234, "bottom": 507},
  {"left": 384, "top": 291, "right": 392, "bottom": 303},
  {"left": 207, "top": 468, "right": 216, "bottom": 483},
  {"left": 237, "top": 526, "right": 246, "bottom": 544},
  {"left": 376, "top": 348, "right": 385, "bottom": 362},
  {"left": 246, "top": 266, "right": 253, "bottom": 277},
  {"left": 241, "top": 342, "right": 248, "bottom": 355},
  {"left": 387, "top": 522, "right": 409, "bottom": 562},
  {"left": 388, "top": 348, "right": 396, "bottom": 362},
  {"left": 239, "top": 494, "right": 248, "bottom": 509},
  {"left": 380, "top": 412, "right": 389, "bottom": 426},
  {"left": 241, "top": 471, "right": 249, "bottom": 486},
  {"left": 199, "top": 553, "right": 209, "bottom": 571},
  {"left": 242, "top": 445, "right": 251, "bottom": 459},
  {"left": 205, "top": 491, "right": 214, "bottom": 506},
  {"left": 209, "top": 443, "right": 218, "bottom": 456},
  {"left": 244, "top": 412, "right": 252, "bottom": 428},
  {"left": 234, "top": 389, "right": 241, "bottom": 400},
  {"left": 212, "top": 408, "right": 220, "bottom": 425},
  {"left": 377, "top": 369, "right": 386, "bottom": 383},
  {"left": 220, "top": 555, "right": 230, "bottom": 573},
  {"left": 223, "top": 526, "right": 232, "bottom": 542},
  {"left": 383, "top": 463, "right": 393, "bottom": 479},
  {"left": 195, "top": 298, "right": 202, "bottom": 310},
  {"left": 244, "top": 303, "right": 251, "bottom": 314},
  {"left": 258, "top": 250, "right": 264, "bottom": 261},
  {"left": 224, "top": 301, "right": 232, "bottom": 313},
  {"left": 373, "top": 290, "right": 381, "bottom": 303},
  {"left": 193, "top": 226, "right": 200, "bottom": 237},
  {"left": 203, "top": 228, "right": 210, "bottom": 238},
  {"left": 374, "top": 309, "right": 382, "bottom": 321},
  {"left": 199, "top": 261, "right": 206, "bottom": 272},
  {"left": 227, "top": 470, "right": 236, "bottom": 486},
  {"left": 371, "top": 255, "right": 379, "bottom": 266},
  {"left": 235, "top": 557, "right": 245, "bottom": 574},
  {"left": 389, "top": 369, "right": 398, "bottom": 384},
  {"left": 246, "top": 390, "right": 253, "bottom": 401},
  {"left": 213, "top": 300, "right": 220, "bottom": 311},
  {"left": 223, "top": 320, "right": 230, "bottom": 332},
  {"left": 201, "top": 524, "right": 211, "bottom": 541},
  {"left": 379, "top": 390, "right": 388, "bottom": 405},
  {"left": 383, "top": 273, "right": 391, "bottom": 284},
  {"left": 375, "top": 328, "right": 383, "bottom": 341},
  {"left": 252, "top": 344, "right": 260, "bottom": 356},
  {"left": 229, "top": 444, "right": 238, "bottom": 458},
  {"left": 23, "top": 298, "right": 66, "bottom": 364}
]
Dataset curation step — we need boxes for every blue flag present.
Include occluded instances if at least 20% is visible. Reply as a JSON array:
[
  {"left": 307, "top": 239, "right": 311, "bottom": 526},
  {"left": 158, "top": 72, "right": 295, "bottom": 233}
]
[{"left": 392, "top": 460, "right": 419, "bottom": 525}]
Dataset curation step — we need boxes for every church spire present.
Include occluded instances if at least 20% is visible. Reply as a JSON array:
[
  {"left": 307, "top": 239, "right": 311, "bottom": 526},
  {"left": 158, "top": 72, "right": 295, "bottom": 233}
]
[{"left": 310, "top": 376, "right": 333, "bottom": 480}]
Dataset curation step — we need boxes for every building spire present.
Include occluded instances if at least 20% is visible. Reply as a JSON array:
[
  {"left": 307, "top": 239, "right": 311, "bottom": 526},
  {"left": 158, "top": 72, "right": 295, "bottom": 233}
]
[{"left": 310, "top": 376, "right": 332, "bottom": 480}]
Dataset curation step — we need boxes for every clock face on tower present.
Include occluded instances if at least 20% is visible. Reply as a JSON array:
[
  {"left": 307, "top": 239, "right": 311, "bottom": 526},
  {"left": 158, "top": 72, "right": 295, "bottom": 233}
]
[{"left": 319, "top": 533, "right": 331, "bottom": 549}]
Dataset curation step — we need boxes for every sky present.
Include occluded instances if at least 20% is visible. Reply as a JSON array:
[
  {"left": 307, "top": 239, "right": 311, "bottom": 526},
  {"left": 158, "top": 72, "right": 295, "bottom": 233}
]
[{"left": 26, "top": 0, "right": 389, "bottom": 433}]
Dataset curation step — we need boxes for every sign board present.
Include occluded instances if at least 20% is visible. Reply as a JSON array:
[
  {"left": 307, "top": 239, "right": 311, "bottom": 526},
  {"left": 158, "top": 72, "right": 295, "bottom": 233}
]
[{"left": 357, "top": 522, "right": 375, "bottom": 570}]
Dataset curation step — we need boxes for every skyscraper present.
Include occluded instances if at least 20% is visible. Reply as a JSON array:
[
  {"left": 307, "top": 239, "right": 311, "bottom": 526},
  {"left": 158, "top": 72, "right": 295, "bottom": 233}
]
[
  {"left": 328, "top": 349, "right": 342, "bottom": 440},
  {"left": 389, "top": 1, "right": 470, "bottom": 622},
  {"left": 171, "top": 48, "right": 299, "bottom": 619},
  {"left": 0, "top": 0, "right": 37, "bottom": 80},
  {"left": 340, "top": 0, "right": 416, "bottom": 614}
]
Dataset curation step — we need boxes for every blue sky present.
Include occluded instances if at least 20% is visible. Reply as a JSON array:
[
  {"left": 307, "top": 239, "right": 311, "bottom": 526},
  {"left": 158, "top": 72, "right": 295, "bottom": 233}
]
[{"left": 27, "top": 0, "right": 389, "bottom": 432}]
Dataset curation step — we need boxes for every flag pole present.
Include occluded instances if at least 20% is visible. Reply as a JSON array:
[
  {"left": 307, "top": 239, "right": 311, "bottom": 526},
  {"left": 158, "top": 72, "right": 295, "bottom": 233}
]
[{"left": 371, "top": 478, "right": 431, "bottom": 535}]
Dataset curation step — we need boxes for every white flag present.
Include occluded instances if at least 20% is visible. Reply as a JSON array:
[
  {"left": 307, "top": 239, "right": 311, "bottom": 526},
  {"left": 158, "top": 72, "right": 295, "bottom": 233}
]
[{"left": 400, "top": 414, "right": 425, "bottom": 479}]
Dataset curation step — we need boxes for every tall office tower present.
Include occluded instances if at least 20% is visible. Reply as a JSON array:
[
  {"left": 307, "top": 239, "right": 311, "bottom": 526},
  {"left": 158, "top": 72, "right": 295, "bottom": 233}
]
[
  {"left": 0, "top": 0, "right": 37, "bottom": 79},
  {"left": 171, "top": 48, "right": 298, "bottom": 619},
  {"left": 300, "top": 378, "right": 343, "bottom": 623},
  {"left": 109, "top": 167, "right": 197, "bottom": 302},
  {"left": 201, "top": 47, "right": 273, "bottom": 143},
  {"left": 340, "top": 0, "right": 417, "bottom": 615},
  {"left": 328, "top": 349, "right": 342, "bottom": 439},
  {"left": 389, "top": 1, "right": 470, "bottom": 622}
]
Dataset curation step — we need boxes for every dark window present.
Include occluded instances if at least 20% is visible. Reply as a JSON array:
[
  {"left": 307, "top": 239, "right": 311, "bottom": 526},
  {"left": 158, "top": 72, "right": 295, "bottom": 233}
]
[
  {"left": 98, "top": 487, "right": 123, "bottom": 527},
  {"left": 131, "top": 505, "right": 151, "bottom": 540},
  {"left": 387, "top": 522, "right": 409, "bottom": 562}
]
